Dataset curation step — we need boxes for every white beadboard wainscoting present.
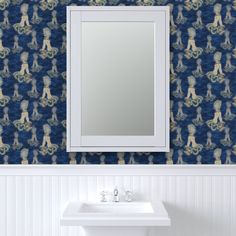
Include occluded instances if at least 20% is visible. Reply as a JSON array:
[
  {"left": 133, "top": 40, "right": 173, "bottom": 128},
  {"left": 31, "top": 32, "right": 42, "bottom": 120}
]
[{"left": 0, "top": 165, "right": 235, "bottom": 236}]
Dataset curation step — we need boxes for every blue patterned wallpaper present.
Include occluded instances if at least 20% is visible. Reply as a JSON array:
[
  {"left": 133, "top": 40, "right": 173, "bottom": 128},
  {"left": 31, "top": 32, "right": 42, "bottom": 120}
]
[{"left": 0, "top": 0, "right": 236, "bottom": 164}]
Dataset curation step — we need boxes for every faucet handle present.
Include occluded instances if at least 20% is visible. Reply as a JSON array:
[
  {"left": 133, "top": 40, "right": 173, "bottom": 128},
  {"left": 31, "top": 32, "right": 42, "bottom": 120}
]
[
  {"left": 125, "top": 190, "right": 133, "bottom": 202},
  {"left": 100, "top": 191, "right": 108, "bottom": 202}
]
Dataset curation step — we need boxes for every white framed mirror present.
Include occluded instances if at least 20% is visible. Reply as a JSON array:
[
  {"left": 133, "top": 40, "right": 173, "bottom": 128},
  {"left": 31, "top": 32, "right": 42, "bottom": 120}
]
[{"left": 67, "top": 6, "right": 169, "bottom": 152}]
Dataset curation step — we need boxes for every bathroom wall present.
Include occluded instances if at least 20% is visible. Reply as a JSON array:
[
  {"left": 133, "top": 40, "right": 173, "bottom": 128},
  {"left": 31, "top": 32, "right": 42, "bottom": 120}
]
[
  {"left": 0, "top": 166, "right": 235, "bottom": 236},
  {"left": 0, "top": 1, "right": 236, "bottom": 164}
]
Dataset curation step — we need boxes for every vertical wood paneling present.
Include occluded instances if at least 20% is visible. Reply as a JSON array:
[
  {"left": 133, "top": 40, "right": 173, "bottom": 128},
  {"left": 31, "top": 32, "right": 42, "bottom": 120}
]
[
  {"left": 169, "top": 175, "right": 176, "bottom": 205},
  {"left": 114, "top": 176, "right": 122, "bottom": 190},
  {"left": 205, "top": 176, "right": 213, "bottom": 236},
  {"left": 187, "top": 176, "right": 195, "bottom": 236},
  {"left": 60, "top": 176, "right": 69, "bottom": 236},
  {"left": 42, "top": 176, "right": 52, "bottom": 236},
  {"left": 0, "top": 176, "right": 7, "bottom": 236},
  {"left": 51, "top": 176, "right": 60, "bottom": 236},
  {"left": 32, "top": 176, "right": 42, "bottom": 236},
  {"left": 123, "top": 175, "right": 132, "bottom": 201},
  {"left": 105, "top": 175, "right": 115, "bottom": 193},
  {"left": 150, "top": 176, "right": 157, "bottom": 202},
  {"left": 178, "top": 176, "right": 185, "bottom": 236},
  {"left": 215, "top": 176, "right": 224, "bottom": 236},
  {"left": 223, "top": 177, "right": 231, "bottom": 236},
  {"left": 165, "top": 176, "right": 176, "bottom": 236},
  {"left": 140, "top": 176, "right": 149, "bottom": 201},
  {"left": 78, "top": 176, "right": 88, "bottom": 202},
  {"left": 0, "top": 172, "right": 235, "bottom": 236},
  {"left": 230, "top": 176, "right": 236, "bottom": 236},
  {"left": 195, "top": 176, "right": 204, "bottom": 236},
  {"left": 68, "top": 176, "right": 79, "bottom": 236},
  {"left": 160, "top": 176, "right": 167, "bottom": 201},
  {"left": 6, "top": 176, "right": 16, "bottom": 236},
  {"left": 15, "top": 176, "right": 24, "bottom": 236},
  {"left": 132, "top": 176, "right": 141, "bottom": 201},
  {"left": 24, "top": 176, "right": 32, "bottom": 236},
  {"left": 211, "top": 177, "right": 218, "bottom": 236},
  {"left": 96, "top": 176, "right": 105, "bottom": 200},
  {"left": 42, "top": 176, "right": 47, "bottom": 236},
  {"left": 87, "top": 176, "right": 97, "bottom": 201}
]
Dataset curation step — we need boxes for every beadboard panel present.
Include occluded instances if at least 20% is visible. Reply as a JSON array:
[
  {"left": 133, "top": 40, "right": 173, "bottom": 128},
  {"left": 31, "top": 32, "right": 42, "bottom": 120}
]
[{"left": 0, "top": 166, "right": 235, "bottom": 236}]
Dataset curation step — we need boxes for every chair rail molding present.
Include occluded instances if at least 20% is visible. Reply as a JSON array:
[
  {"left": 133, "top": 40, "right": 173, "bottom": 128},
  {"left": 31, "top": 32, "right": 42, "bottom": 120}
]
[{"left": 0, "top": 165, "right": 235, "bottom": 176}]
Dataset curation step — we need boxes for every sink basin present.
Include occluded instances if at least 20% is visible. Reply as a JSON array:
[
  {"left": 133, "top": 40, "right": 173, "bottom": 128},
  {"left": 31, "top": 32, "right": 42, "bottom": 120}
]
[
  {"left": 61, "top": 201, "right": 170, "bottom": 227},
  {"left": 79, "top": 202, "right": 154, "bottom": 214}
]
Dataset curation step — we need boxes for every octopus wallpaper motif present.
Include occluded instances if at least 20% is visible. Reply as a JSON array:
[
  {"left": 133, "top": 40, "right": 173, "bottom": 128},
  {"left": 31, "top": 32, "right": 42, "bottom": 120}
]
[{"left": 0, "top": 0, "right": 236, "bottom": 164}]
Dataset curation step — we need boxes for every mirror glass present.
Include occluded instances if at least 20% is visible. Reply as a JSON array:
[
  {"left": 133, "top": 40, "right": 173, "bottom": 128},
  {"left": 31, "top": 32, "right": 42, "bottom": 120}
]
[{"left": 81, "top": 22, "right": 154, "bottom": 136}]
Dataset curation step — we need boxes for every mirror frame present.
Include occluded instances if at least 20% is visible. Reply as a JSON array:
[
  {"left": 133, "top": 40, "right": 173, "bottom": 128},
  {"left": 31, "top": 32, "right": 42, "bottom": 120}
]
[{"left": 67, "top": 6, "right": 170, "bottom": 152}]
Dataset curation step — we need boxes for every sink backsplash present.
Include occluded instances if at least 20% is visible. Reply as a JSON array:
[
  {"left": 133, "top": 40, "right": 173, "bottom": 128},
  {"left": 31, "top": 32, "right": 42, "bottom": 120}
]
[{"left": 0, "top": 1, "right": 236, "bottom": 164}]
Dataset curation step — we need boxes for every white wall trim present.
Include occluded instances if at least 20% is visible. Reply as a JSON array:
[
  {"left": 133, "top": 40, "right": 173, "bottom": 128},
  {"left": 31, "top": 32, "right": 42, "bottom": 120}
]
[{"left": 0, "top": 165, "right": 235, "bottom": 176}]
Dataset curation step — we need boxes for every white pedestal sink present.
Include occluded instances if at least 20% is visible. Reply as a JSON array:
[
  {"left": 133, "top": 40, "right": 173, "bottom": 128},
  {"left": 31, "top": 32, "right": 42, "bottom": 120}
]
[{"left": 61, "top": 201, "right": 171, "bottom": 236}]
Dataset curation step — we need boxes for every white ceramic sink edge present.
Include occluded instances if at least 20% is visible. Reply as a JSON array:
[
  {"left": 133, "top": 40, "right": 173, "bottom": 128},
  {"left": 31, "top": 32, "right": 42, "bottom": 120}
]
[{"left": 61, "top": 201, "right": 171, "bottom": 227}]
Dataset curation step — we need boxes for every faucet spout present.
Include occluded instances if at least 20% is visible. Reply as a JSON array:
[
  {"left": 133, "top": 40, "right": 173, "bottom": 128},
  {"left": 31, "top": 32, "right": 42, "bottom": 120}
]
[{"left": 113, "top": 188, "right": 119, "bottom": 202}]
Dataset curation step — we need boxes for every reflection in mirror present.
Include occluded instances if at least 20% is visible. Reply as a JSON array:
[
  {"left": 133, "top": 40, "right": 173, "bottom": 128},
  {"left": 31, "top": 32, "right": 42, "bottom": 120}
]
[{"left": 81, "top": 22, "right": 154, "bottom": 136}]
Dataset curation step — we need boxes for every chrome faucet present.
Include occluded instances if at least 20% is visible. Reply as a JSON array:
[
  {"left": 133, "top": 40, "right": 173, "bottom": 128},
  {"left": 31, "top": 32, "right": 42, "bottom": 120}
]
[{"left": 113, "top": 187, "right": 119, "bottom": 202}]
